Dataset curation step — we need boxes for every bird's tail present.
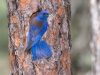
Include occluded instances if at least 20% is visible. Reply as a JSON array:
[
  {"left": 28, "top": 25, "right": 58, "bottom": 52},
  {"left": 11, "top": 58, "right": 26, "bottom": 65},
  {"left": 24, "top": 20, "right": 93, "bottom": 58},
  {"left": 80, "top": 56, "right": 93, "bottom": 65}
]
[{"left": 31, "top": 40, "right": 52, "bottom": 61}]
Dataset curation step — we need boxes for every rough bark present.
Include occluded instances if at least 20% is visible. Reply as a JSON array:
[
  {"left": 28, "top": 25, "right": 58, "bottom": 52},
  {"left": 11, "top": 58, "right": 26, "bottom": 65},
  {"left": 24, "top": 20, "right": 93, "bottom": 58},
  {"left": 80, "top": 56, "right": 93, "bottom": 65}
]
[
  {"left": 7, "top": 0, "right": 72, "bottom": 75},
  {"left": 90, "top": 0, "right": 100, "bottom": 75}
]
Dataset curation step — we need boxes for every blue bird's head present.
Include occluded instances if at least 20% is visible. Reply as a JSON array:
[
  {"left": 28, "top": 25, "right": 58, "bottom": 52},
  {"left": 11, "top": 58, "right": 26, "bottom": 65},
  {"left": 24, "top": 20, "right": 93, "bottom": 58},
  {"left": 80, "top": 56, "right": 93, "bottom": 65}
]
[{"left": 36, "top": 10, "right": 49, "bottom": 22}]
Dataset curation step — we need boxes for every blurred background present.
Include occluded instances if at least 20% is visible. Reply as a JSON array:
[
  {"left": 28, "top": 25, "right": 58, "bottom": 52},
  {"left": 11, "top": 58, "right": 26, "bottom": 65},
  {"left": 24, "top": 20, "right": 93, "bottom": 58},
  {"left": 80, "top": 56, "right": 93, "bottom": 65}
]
[
  {"left": 0, "top": 0, "right": 9, "bottom": 75},
  {"left": 0, "top": 0, "right": 91, "bottom": 75},
  {"left": 71, "top": 0, "right": 92, "bottom": 75}
]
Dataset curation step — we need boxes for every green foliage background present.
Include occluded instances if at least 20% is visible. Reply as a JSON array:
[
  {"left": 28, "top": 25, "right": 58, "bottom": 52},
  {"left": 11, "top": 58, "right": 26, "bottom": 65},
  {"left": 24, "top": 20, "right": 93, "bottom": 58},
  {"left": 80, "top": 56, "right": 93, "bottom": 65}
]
[{"left": 0, "top": 0, "right": 9, "bottom": 75}]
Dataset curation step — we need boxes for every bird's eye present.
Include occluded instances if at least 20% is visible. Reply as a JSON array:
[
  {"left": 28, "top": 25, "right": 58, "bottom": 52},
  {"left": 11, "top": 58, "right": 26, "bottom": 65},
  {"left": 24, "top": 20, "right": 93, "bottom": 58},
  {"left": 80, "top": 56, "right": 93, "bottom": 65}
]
[{"left": 43, "top": 13, "right": 46, "bottom": 15}]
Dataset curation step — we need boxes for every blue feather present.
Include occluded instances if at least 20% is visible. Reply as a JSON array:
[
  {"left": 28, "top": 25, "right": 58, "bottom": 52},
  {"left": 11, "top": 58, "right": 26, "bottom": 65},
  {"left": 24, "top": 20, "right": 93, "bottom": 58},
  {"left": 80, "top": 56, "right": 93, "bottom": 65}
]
[
  {"left": 32, "top": 40, "right": 52, "bottom": 60},
  {"left": 25, "top": 10, "right": 52, "bottom": 61},
  {"left": 39, "top": 40, "right": 52, "bottom": 58}
]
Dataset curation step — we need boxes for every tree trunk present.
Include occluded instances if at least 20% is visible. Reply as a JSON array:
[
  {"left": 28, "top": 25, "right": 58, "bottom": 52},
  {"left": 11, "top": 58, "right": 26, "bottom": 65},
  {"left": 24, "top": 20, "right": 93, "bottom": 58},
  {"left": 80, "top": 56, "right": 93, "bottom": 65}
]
[
  {"left": 7, "top": 0, "right": 72, "bottom": 75},
  {"left": 90, "top": 0, "right": 100, "bottom": 75}
]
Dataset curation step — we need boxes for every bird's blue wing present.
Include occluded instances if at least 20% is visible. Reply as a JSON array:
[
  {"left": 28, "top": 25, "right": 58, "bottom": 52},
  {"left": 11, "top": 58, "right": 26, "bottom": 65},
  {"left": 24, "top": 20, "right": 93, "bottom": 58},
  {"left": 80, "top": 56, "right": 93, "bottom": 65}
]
[
  {"left": 31, "top": 22, "right": 48, "bottom": 46},
  {"left": 31, "top": 22, "right": 48, "bottom": 41},
  {"left": 25, "top": 22, "right": 48, "bottom": 53}
]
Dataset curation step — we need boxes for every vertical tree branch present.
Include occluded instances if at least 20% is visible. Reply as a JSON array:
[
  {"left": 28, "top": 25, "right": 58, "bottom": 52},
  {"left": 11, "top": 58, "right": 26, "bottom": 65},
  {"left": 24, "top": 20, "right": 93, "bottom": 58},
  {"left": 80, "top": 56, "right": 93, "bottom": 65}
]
[
  {"left": 7, "top": 0, "right": 72, "bottom": 75},
  {"left": 90, "top": 0, "right": 100, "bottom": 75}
]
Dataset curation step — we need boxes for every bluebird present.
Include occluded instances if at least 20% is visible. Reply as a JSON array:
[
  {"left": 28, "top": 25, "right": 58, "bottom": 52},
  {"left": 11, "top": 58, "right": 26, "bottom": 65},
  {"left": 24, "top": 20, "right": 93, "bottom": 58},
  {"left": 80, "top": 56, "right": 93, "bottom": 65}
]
[{"left": 25, "top": 10, "right": 52, "bottom": 61}]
